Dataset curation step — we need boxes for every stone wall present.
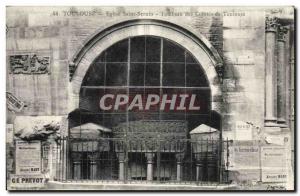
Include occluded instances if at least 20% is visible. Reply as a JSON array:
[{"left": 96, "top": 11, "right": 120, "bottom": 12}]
[
  {"left": 221, "top": 10, "right": 266, "bottom": 140},
  {"left": 6, "top": 7, "right": 264, "bottom": 125},
  {"left": 7, "top": 7, "right": 69, "bottom": 116}
]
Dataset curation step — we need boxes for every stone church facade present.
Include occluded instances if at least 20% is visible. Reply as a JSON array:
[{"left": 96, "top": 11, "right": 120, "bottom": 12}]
[{"left": 6, "top": 6, "right": 295, "bottom": 190}]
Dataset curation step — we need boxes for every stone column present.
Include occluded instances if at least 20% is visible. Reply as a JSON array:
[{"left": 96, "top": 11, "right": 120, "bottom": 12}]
[
  {"left": 175, "top": 153, "right": 184, "bottom": 181},
  {"left": 73, "top": 161, "right": 81, "bottom": 180},
  {"left": 289, "top": 25, "right": 295, "bottom": 131},
  {"left": 47, "top": 144, "right": 53, "bottom": 180},
  {"left": 116, "top": 153, "right": 125, "bottom": 181},
  {"left": 119, "top": 161, "right": 125, "bottom": 180},
  {"left": 72, "top": 152, "right": 82, "bottom": 180},
  {"left": 207, "top": 154, "right": 217, "bottom": 182},
  {"left": 88, "top": 153, "right": 99, "bottom": 180},
  {"left": 196, "top": 162, "right": 204, "bottom": 181},
  {"left": 48, "top": 138, "right": 63, "bottom": 181},
  {"left": 145, "top": 153, "right": 155, "bottom": 181},
  {"left": 176, "top": 162, "right": 182, "bottom": 181},
  {"left": 90, "top": 161, "right": 97, "bottom": 180},
  {"left": 62, "top": 138, "right": 67, "bottom": 181},
  {"left": 264, "top": 16, "right": 280, "bottom": 131},
  {"left": 277, "top": 26, "right": 288, "bottom": 127},
  {"left": 195, "top": 153, "right": 205, "bottom": 181}
]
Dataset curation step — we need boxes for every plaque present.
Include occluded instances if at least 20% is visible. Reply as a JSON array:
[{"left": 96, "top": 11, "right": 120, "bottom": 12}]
[
  {"left": 261, "top": 146, "right": 287, "bottom": 182},
  {"left": 15, "top": 140, "right": 41, "bottom": 175}
]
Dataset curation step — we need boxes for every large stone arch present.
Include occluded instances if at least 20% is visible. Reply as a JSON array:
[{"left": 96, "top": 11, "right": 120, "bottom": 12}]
[{"left": 69, "top": 19, "right": 223, "bottom": 114}]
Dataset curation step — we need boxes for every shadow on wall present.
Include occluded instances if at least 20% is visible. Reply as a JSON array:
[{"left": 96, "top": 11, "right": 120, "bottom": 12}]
[{"left": 208, "top": 14, "right": 224, "bottom": 57}]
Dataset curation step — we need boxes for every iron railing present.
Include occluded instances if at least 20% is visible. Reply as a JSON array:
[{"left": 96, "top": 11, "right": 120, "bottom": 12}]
[{"left": 49, "top": 137, "right": 231, "bottom": 185}]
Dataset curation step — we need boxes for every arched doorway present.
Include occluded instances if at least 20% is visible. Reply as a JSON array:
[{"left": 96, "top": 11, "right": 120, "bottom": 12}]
[{"left": 68, "top": 20, "right": 223, "bottom": 183}]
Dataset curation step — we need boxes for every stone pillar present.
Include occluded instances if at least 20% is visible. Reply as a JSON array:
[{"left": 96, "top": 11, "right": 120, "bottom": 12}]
[
  {"left": 195, "top": 153, "right": 205, "bottom": 181},
  {"left": 72, "top": 152, "right": 82, "bottom": 180},
  {"left": 61, "top": 138, "right": 67, "bottom": 181},
  {"left": 289, "top": 25, "right": 295, "bottom": 133},
  {"left": 207, "top": 154, "right": 218, "bottom": 182},
  {"left": 264, "top": 16, "right": 280, "bottom": 131},
  {"left": 196, "top": 163, "right": 204, "bottom": 181},
  {"left": 175, "top": 153, "right": 184, "bottom": 181},
  {"left": 47, "top": 143, "right": 53, "bottom": 180},
  {"left": 116, "top": 153, "right": 125, "bottom": 181},
  {"left": 90, "top": 161, "right": 97, "bottom": 180},
  {"left": 119, "top": 161, "right": 125, "bottom": 180},
  {"left": 145, "top": 153, "right": 155, "bottom": 181},
  {"left": 285, "top": 25, "right": 292, "bottom": 129},
  {"left": 73, "top": 161, "right": 81, "bottom": 180},
  {"left": 49, "top": 140, "right": 60, "bottom": 180},
  {"left": 176, "top": 162, "right": 182, "bottom": 181},
  {"left": 88, "top": 153, "right": 99, "bottom": 180},
  {"left": 277, "top": 26, "right": 288, "bottom": 127}
]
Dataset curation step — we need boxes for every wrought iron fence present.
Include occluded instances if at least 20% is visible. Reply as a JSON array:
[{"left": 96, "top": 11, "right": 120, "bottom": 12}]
[{"left": 51, "top": 137, "right": 230, "bottom": 185}]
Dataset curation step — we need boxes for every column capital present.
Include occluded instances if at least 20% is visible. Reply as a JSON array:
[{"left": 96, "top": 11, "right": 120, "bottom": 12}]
[
  {"left": 116, "top": 152, "right": 125, "bottom": 162},
  {"left": 265, "top": 16, "right": 279, "bottom": 32},
  {"left": 289, "top": 58, "right": 295, "bottom": 65},
  {"left": 175, "top": 153, "right": 184, "bottom": 162},
  {"left": 145, "top": 153, "right": 155, "bottom": 163},
  {"left": 278, "top": 26, "right": 288, "bottom": 42}
]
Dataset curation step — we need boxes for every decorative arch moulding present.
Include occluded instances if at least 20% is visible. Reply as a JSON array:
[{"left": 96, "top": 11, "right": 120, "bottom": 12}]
[
  {"left": 68, "top": 19, "right": 224, "bottom": 113},
  {"left": 68, "top": 19, "right": 224, "bottom": 83}
]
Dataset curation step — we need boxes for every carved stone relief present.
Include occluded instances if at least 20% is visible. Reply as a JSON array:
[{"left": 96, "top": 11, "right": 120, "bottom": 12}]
[{"left": 9, "top": 54, "right": 50, "bottom": 74}]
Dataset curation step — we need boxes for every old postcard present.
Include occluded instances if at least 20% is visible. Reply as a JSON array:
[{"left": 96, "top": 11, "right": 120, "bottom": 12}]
[{"left": 6, "top": 6, "right": 295, "bottom": 191}]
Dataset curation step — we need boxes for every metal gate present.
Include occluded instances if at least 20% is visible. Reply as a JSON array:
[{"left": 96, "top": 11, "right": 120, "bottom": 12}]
[{"left": 51, "top": 137, "right": 230, "bottom": 185}]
